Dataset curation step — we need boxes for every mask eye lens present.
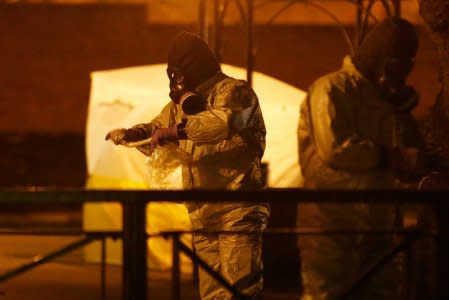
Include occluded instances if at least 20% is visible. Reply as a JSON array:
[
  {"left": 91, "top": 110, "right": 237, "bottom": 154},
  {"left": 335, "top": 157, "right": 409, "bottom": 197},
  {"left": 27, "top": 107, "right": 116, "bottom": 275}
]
[
  {"left": 387, "top": 57, "right": 415, "bottom": 77},
  {"left": 167, "top": 71, "right": 176, "bottom": 80},
  {"left": 390, "top": 57, "right": 415, "bottom": 66},
  {"left": 167, "top": 70, "right": 184, "bottom": 83}
]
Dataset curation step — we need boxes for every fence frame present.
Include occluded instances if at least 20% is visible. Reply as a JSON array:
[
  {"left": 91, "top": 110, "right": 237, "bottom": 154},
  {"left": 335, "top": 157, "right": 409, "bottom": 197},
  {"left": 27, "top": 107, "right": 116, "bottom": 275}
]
[{"left": 0, "top": 189, "right": 447, "bottom": 299}]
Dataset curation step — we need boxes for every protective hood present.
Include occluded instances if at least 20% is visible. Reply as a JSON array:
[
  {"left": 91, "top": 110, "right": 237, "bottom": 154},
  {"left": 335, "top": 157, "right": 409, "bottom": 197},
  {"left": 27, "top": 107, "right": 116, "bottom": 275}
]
[
  {"left": 167, "top": 32, "right": 220, "bottom": 88},
  {"left": 353, "top": 17, "right": 418, "bottom": 82}
]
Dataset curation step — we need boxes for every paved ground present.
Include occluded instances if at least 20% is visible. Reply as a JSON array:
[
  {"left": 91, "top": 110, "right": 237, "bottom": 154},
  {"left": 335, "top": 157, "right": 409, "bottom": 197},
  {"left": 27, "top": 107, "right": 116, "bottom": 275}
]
[
  {"left": 0, "top": 257, "right": 198, "bottom": 300},
  {"left": 0, "top": 236, "right": 300, "bottom": 300}
]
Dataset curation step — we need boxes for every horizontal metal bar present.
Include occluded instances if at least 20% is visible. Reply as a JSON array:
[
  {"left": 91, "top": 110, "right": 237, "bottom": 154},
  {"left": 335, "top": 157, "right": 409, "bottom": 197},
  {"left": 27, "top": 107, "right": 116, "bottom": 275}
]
[
  {"left": 0, "top": 228, "right": 434, "bottom": 240},
  {"left": 0, "top": 229, "right": 122, "bottom": 238},
  {"left": 0, "top": 188, "right": 448, "bottom": 204},
  {"left": 150, "top": 227, "right": 435, "bottom": 238}
]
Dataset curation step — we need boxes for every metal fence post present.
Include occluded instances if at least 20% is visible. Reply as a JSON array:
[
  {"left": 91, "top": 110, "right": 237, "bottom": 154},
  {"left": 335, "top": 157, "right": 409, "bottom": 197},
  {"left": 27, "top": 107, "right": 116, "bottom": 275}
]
[
  {"left": 122, "top": 193, "right": 147, "bottom": 300},
  {"left": 101, "top": 237, "right": 107, "bottom": 300},
  {"left": 172, "top": 233, "right": 181, "bottom": 300},
  {"left": 393, "top": 0, "right": 401, "bottom": 17},
  {"left": 354, "top": 0, "right": 363, "bottom": 48},
  {"left": 436, "top": 200, "right": 449, "bottom": 300},
  {"left": 246, "top": 0, "right": 254, "bottom": 87},
  {"left": 198, "top": 0, "right": 207, "bottom": 41}
]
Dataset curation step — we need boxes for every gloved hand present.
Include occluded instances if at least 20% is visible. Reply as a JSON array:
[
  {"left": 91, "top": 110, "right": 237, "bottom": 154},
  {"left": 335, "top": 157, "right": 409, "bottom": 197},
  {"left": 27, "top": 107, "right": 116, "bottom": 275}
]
[
  {"left": 149, "top": 124, "right": 179, "bottom": 153},
  {"left": 418, "top": 172, "right": 449, "bottom": 190},
  {"left": 105, "top": 127, "right": 145, "bottom": 145},
  {"left": 388, "top": 147, "right": 428, "bottom": 175}
]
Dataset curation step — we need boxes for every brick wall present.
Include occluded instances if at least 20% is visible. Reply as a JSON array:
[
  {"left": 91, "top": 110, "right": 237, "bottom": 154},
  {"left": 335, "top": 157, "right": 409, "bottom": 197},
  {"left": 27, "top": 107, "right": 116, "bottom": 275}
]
[{"left": 0, "top": 8, "right": 439, "bottom": 133}]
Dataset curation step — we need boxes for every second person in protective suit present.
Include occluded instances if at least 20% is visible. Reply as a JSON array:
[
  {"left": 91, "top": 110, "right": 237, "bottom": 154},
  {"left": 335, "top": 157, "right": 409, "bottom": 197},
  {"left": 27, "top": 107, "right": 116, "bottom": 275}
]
[
  {"left": 106, "top": 32, "right": 269, "bottom": 300},
  {"left": 297, "top": 17, "right": 426, "bottom": 300}
]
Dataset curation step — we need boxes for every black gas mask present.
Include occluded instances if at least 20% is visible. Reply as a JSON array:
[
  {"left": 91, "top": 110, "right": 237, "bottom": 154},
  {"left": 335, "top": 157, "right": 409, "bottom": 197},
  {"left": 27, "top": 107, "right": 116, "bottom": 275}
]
[
  {"left": 353, "top": 18, "right": 420, "bottom": 113},
  {"left": 377, "top": 56, "right": 419, "bottom": 112},
  {"left": 167, "top": 69, "right": 207, "bottom": 115}
]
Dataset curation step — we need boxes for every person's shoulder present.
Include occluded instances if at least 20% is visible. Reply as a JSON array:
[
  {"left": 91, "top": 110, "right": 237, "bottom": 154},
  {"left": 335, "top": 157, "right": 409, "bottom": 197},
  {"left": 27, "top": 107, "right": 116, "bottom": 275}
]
[
  {"left": 217, "top": 74, "right": 247, "bottom": 88},
  {"left": 309, "top": 68, "right": 357, "bottom": 98},
  {"left": 161, "top": 100, "right": 177, "bottom": 111},
  {"left": 213, "top": 74, "right": 252, "bottom": 96},
  {"left": 311, "top": 67, "right": 352, "bottom": 88}
]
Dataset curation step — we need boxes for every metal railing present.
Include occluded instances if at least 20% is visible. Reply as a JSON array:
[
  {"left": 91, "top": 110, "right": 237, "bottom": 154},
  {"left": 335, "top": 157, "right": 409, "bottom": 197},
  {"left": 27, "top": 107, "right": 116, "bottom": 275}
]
[
  {"left": 0, "top": 189, "right": 447, "bottom": 300},
  {"left": 0, "top": 229, "right": 121, "bottom": 300}
]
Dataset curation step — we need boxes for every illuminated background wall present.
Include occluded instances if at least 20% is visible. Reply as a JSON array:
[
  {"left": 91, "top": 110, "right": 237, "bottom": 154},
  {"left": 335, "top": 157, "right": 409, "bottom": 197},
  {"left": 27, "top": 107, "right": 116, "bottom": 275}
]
[{"left": 0, "top": 1, "right": 436, "bottom": 135}]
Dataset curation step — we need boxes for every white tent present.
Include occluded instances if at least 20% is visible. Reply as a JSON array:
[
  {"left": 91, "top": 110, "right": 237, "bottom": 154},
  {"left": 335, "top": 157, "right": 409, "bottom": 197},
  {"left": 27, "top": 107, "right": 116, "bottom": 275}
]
[{"left": 84, "top": 64, "right": 305, "bottom": 271}]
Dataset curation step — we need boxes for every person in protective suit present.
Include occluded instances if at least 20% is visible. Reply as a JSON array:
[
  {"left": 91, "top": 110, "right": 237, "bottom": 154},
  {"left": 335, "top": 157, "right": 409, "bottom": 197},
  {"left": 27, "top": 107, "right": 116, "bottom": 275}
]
[
  {"left": 297, "top": 18, "right": 425, "bottom": 300},
  {"left": 106, "top": 32, "right": 269, "bottom": 300}
]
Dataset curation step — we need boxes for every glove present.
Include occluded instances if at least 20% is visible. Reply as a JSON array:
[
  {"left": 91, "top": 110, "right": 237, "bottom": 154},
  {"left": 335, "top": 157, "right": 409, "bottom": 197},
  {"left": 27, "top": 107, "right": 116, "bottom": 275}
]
[
  {"left": 387, "top": 147, "right": 429, "bottom": 175},
  {"left": 149, "top": 124, "right": 179, "bottom": 154},
  {"left": 105, "top": 127, "right": 145, "bottom": 145},
  {"left": 418, "top": 172, "right": 449, "bottom": 190}
]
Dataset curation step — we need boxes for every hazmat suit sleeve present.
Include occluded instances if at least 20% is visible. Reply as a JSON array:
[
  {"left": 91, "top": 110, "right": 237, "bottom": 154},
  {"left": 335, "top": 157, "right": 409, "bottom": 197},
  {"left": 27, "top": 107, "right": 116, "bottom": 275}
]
[
  {"left": 309, "top": 80, "right": 383, "bottom": 170},
  {"left": 184, "top": 81, "right": 248, "bottom": 144},
  {"left": 132, "top": 101, "right": 177, "bottom": 138},
  {"left": 130, "top": 101, "right": 177, "bottom": 156}
]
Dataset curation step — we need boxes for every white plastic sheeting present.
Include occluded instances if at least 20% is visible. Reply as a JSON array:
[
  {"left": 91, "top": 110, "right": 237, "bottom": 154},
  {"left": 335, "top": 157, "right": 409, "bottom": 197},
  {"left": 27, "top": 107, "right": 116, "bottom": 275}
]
[{"left": 84, "top": 64, "right": 305, "bottom": 271}]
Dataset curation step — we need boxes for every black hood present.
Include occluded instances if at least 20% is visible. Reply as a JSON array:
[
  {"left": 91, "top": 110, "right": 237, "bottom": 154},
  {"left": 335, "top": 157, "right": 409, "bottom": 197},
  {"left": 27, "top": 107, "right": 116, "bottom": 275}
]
[
  {"left": 167, "top": 32, "right": 220, "bottom": 88},
  {"left": 353, "top": 18, "right": 418, "bottom": 82}
]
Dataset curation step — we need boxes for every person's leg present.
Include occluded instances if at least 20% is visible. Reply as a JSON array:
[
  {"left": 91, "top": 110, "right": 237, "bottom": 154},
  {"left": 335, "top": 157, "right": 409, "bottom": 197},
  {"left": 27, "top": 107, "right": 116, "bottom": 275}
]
[
  {"left": 216, "top": 202, "right": 269, "bottom": 299},
  {"left": 193, "top": 232, "right": 223, "bottom": 300},
  {"left": 357, "top": 204, "right": 404, "bottom": 300},
  {"left": 218, "top": 232, "right": 264, "bottom": 299},
  {"left": 299, "top": 233, "right": 359, "bottom": 300},
  {"left": 297, "top": 203, "right": 366, "bottom": 300},
  {"left": 188, "top": 203, "right": 225, "bottom": 300}
]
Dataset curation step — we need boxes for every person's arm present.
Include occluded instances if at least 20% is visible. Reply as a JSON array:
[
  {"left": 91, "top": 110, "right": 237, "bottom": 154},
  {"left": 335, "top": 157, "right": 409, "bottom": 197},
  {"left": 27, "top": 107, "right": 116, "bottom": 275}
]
[
  {"left": 395, "top": 113, "right": 437, "bottom": 176},
  {"left": 105, "top": 101, "right": 176, "bottom": 145},
  {"left": 183, "top": 80, "right": 248, "bottom": 144},
  {"left": 310, "top": 81, "right": 384, "bottom": 170},
  {"left": 131, "top": 101, "right": 177, "bottom": 138}
]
